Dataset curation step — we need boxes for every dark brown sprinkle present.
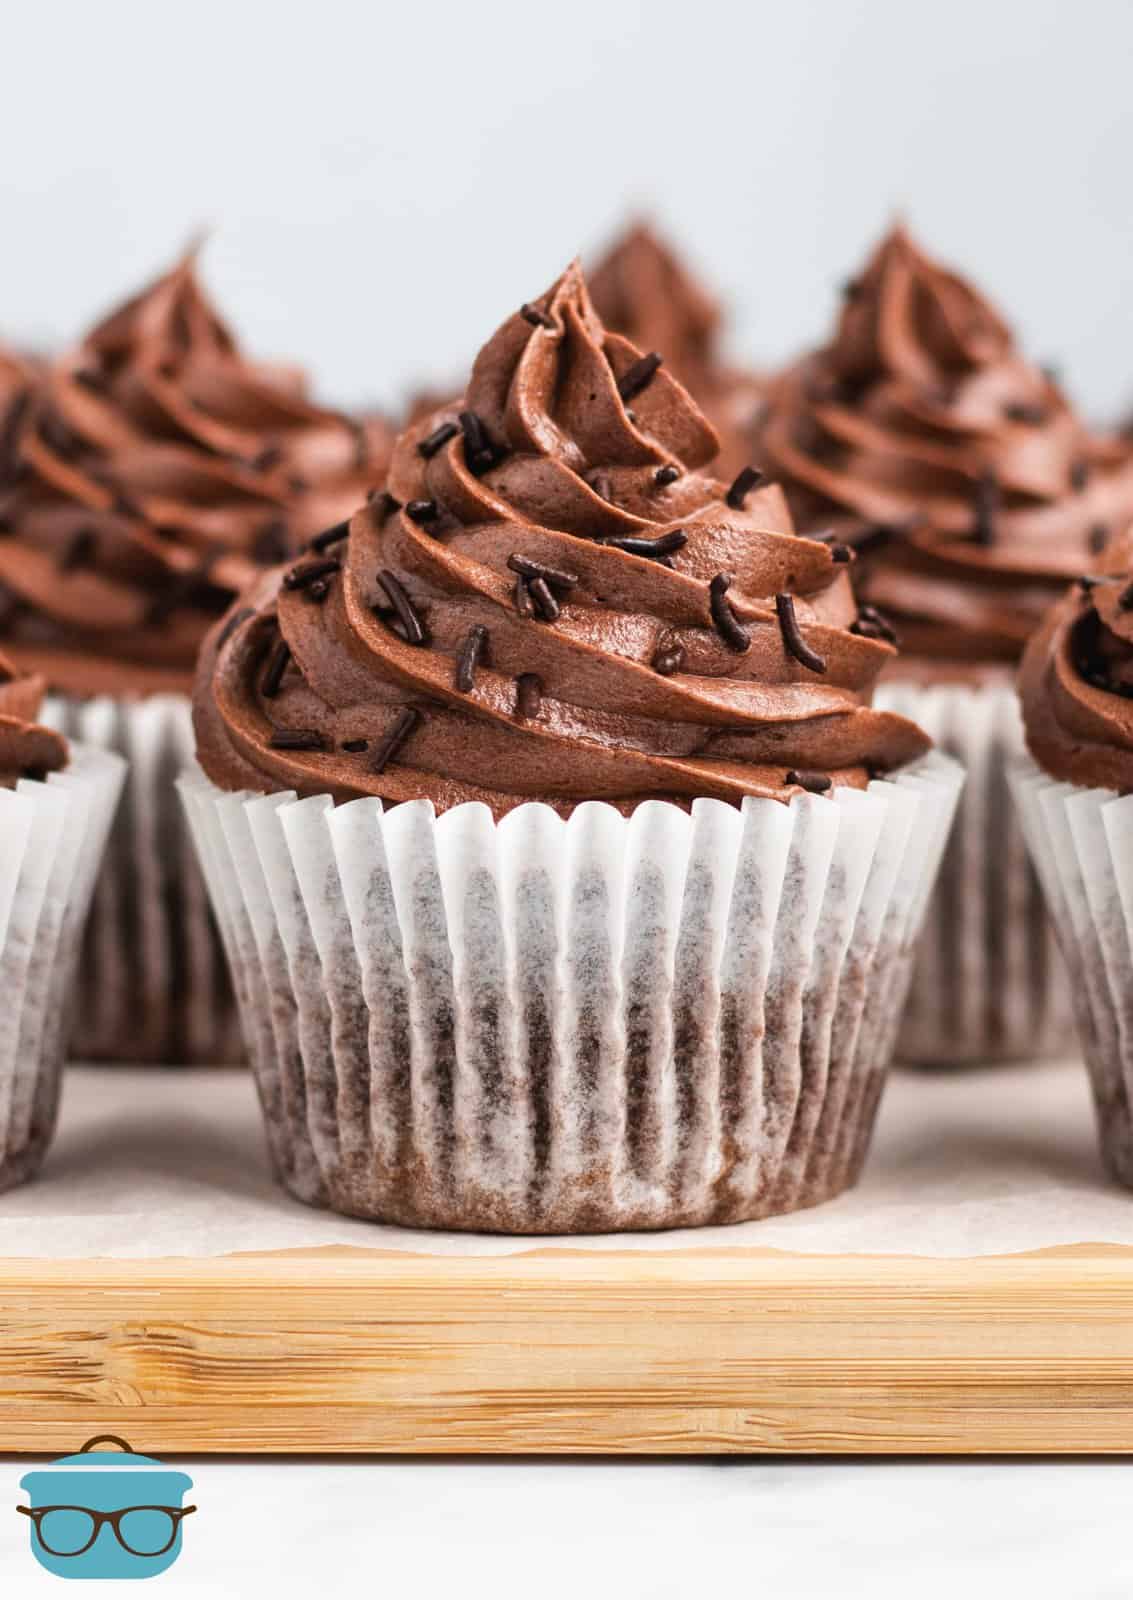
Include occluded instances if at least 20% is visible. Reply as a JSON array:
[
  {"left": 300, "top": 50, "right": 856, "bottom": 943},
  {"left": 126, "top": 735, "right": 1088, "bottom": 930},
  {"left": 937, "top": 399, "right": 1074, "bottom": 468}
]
[
  {"left": 22, "top": 766, "right": 47, "bottom": 784},
  {"left": 288, "top": 475, "right": 309, "bottom": 494},
  {"left": 455, "top": 624, "right": 488, "bottom": 692},
  {"left": 1077, "top": 574, "right": 1104, "bottom": 594},
  {"left": 515, "top": 672, "right": 542, "bottom": 719},
  {"left": 725, "top": 465, "right": 765, "bottom": 510},
  {"left": 616, "top": 351, "right": 663, "bottom": 403},
  {"left": 58, "top": 526, "right": 97, "bottom": 573},
  {"left": 371, "top": 706, "right": 422, "bottom": 774},
  {"left": 0, "top": 388, "right": 31, "bottom": 472},
  {"left": 651, "top": 635, "right": 686, "bottom": 676},
  {"left": 971, "top": 471, "right": 999, "bottom": 546},
  {"left": 418, "top": 419, "right": 459, "bottom": 459},
  {"left": 786, "top": 769, "right": 832, "bottom": 794},
  {"left": 850, "top": 604, "right": 900, "bottom": 646},
  {"left": 406, "top": 498, "right": 439, "bottom": 525},
  {"left": 521, "top": 301, "right": 556, "bottom": 329},
  {"left": 1119, "top": 581, "right": 1133, "bottom": 612},
  {"left": 1089, "top": 523, "right": 1110, "bottom": 556},
  {"left": 73, "top": 367, "right": 105, "bottom": 393},
  {"left": 284, "top": 555, "right": 340, "bottom": 590},
  {"left": 112, "top": 490, "right": 143, "bottom": 519},
  {"left": 144, "top": 564, "right": 212, "bottom": 625},
  {"left": 709, "top": 574, "right": 751, "bottom": 653},
  {"left": 849, "top": 523, "right": 897, "bottom": 557},
  {"left": 601, "top": 530, "right": 687, "bottom": 560},
  {"left": 775, "top": 591, "right": 826, "bottom": 673},
  {"left": 216, "top": 607, "right": 253, "bottom": 648},
  {"left": 1071, "top": 460, "right": 1091, "bottom": 493},
  {"left": 458, "top": 410, "right": 504, "bottom": 475},
  {"left": 507, "top": 553, "right": 579, "bottom": 590},
  {"left": 1003, "top": 401, "right": 1047, "bottom": 425},
  {"left": 375, "top": 568, "right": 428, "bottom": 645},
  {"left": 260, "top": 639, "right": 292, "bottom": 698},
  {"left": 829, "top": 542, "right": 854, "bottom": 563},
  {"left": 341, "top": 738, "right": 369, "bottom": 753},
  {"left": 654, "top": 464, "right": 680, "bottom": 487},
  {"left": 269, "top": 728, "right": 326, "bottom": 752},
  {"left": 251, "top": 444, "right": 283, "bottom": 472},
  {"left": 841, "top": 278, "right": 862, "bottom": 301},
  {"left": 528, "top": 576, "right": 561, "bottom": 622},
  {"left": 253, "top": 519, "right": 290, "bottom": 565},
  {"left": 303, "top": 578, "right": 331, "bottom": 604},
  {"left": 309, "top": 519, "right": 351, "bottom": 553},
  {"left": 39, "top": 411, "right": 82, "bottom": 460},
  {"left": 514, "top": 577, "right": 534, "bottom": 617},
  {"left": 375, "top": 491, "right": 402, "bottom": 523}
]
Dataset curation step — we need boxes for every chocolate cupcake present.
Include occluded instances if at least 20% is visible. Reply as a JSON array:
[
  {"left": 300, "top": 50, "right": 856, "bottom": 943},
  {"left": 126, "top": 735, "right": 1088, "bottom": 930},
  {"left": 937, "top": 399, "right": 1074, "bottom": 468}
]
[
  {"left": 759, "top": 223, "right": 1133, "bottom": 1064},
  {"left": 1014, "top": 535, "right": 1133, "bottom": 1184},
  {"left": 590, "top": 222, "right": 765, "bottom": 481},
  {"left": 0, "top": 248, "right": 393, "bottom": 1062},
  {"left": 0, "top": 650, "right": 123, "bottom": 1188},
  {"left": 181, "top": 261, "right": 959, "bottom": 1233}
]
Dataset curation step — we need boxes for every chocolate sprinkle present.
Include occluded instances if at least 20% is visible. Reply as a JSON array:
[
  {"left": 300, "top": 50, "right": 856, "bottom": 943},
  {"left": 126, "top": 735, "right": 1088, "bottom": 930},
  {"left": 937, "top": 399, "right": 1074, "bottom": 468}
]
[
  {"left": 521, "top": 302, "right": 556, "bottom": 330},
  {"left": 829, "top": 543, "right": 853, "bottom": 563},
  {"left": 971, "top": 471, "right": 999, "bottom": 546},
  {"left": 216, "top": 607, "right": 253, "bottom": 649},
  {"left": 455, "top": 624, "right": 488, "bottom": 692},
  {"left": 709, "top": 574, "right": 751, "bottom": 653},
  {"left": 341, "top": 738, "right": 369, "bottom": 753},
  {"left": 375, "top": 569, "right": 428, "bottom": 645},
  {"left": 1003, "top": 401, "right": 1047, "bottom": 425},
  {"left": 528, "top": 576, "right": 561, "bottom": 622},
  {"left": 514, "top": 577, "right": 534, "bottom": 618},
  {"left": 253, "top": 519, "right": 290, "bottom": 565},
  {"left": 251, "top": 444, "right": 283, "bottom": 472},
  {"left": 1071, "top": 460, "right": 1091, "bottom": 493},
  {"left": 375, "top": 492, "right": 401, "bottom": 524},
  {"left": 304, "top": 579, "right": 331, "bottom": 604},
  {"left": 309, "top": 519, "right": 351, "bottom": 553},
  {"left": 144, "top": 561, "right": 213, "bottom": 625},
  {"left": 850, "top": 604, "right": 900, "bottom": 646},
  {"left": 602, "top": 530, "right": 687, "bottom": 560},
  {"left": 459, "top": 410, "right": 504, "bottom": 475},
  {"left": 418, "top": 419, "right": 459, "bottom": 459},
  {"left": 507, "top": 553, "right": 579, "bottom": 590},
  {"left": 371, "top": 706, "right": 422, "bottom": 773},
  {"left": 284, "top": 556, "right": 340, "bottom": 591},
  {"left": 725, "top": 466, "right": 765, "bottom": 510},
  {"left": 269, "top": 728, "right": 326, "bottom": 752},
  {"left": 261, "top": 639, "right": 291, "bottom": 698},
  {"left": 651, "top": 633, "right": 686, "bottom": 676},
  {"left": 0, "top": 389, "right": 31, "bottom": 479},
  {"left": 515, "top": 673, "right": 542, "bottom": 719},
  {"left": 406, "top": 499, "right": 439, "bottom": 525},
  {"left": 786, "top": 769, "right": 832, "bottom": 794},
  {"left": 59, "top": 526, "right": 97, "bottom": 573},
  {"left": 616, "top": 351, "right": 663, "bottom": 403},
  {"left": 1089, "top": 523, "right": 1110, "bottom": 556},
  {"left": 654, "top": 464, "right": 680, "bottom": 487},
  {"left": 775, "top": 591, "right": 826, "bottom": 673},
  {"left": 1119, "top": 581, "right": 1133, "bottom": 612}
]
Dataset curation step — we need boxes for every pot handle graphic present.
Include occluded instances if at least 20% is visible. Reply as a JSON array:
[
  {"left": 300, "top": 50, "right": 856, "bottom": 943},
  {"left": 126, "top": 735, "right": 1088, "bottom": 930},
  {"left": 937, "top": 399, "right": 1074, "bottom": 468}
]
[{"left": 78, "top": 1435, "right": 135, "bottom": 1455}]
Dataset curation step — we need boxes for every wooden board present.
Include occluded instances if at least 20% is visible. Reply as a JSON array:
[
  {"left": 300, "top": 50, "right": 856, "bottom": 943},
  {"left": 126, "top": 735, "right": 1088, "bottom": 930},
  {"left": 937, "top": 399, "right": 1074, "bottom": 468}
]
[{"left": 3, "top": 1241, "right": 1133, "bottom": 1455}]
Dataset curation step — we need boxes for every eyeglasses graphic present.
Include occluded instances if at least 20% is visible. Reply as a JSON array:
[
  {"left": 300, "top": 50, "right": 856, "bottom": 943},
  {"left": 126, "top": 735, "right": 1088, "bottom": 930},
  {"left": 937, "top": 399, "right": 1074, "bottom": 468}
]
[{"left": 17, "top": 1502, "right": 197, "bottom": 1559}]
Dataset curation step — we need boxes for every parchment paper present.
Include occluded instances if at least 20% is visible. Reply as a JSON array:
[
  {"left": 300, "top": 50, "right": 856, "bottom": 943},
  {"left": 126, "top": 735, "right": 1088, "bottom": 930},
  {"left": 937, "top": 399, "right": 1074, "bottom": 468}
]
[{"left": 0, "top": 1058, "right": 1126, "bottom": 1259}]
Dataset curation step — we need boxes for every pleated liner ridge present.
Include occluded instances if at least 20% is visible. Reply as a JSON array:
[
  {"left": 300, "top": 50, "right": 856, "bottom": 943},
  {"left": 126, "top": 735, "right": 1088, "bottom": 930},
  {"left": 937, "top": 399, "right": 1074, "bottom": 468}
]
[
  {"left": 180, "top": 752, "right": 961, "bottom": 1233},
  {"left": 876, "top": 682, "right": 1076, "bottom": 1064},
  {"left": 44, "top": 695, "right": 243, "bottom": 1065},
  {"left": 0, "top": 744, "right": 124, "bottom": 1190},
  {"left": 1012, "top": 760, "right": 1133, "bottom": 1187}
]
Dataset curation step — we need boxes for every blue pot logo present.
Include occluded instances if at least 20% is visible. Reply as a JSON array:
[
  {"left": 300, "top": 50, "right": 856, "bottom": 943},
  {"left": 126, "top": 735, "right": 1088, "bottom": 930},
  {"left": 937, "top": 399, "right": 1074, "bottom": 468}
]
[{"left": 17, "top": 1434, "right": 195, "bottom": 1580}]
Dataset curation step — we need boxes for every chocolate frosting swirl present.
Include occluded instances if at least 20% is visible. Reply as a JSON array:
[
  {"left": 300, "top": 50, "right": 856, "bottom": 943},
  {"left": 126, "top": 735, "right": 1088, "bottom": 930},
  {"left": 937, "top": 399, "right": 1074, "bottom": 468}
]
[
  {"left": 760, "top": 226, "right": 1133, "bottom": 665},
  {"left": 590, "top": 223, "right": 765, "bottom": 480},
  {"left": 194, "top": 262, "right": 927, "bottom": 816},
  {"left": 1020, "top": 534, "right": 1133, "bottom": 792},
  {"left": 0, "top": 249, "right": 393, "bottom": 695},
  {"left": 0, "top": 647, "right": 67, "bottom": 786}
]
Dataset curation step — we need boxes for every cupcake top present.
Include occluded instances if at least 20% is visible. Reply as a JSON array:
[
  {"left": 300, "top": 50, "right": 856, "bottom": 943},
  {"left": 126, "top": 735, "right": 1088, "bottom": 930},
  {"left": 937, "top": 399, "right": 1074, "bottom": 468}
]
[
  {"left": 194, "top": 261, "right": 928, "bottom": 817},
  {"left": 1019, "top": 532, "right": 1133, "bottom": 792},
  {"left": 590, "top": 223, "right": 765, "bottom": 480},
  {"left": 0, "top": 248, "right": 394, "bottom": 697},
  {"left": 0, "top": 648, "right": 67, "bottom": 785},
  {"left": 760, "top": 225, "right": 1133, "bottom": 666}
]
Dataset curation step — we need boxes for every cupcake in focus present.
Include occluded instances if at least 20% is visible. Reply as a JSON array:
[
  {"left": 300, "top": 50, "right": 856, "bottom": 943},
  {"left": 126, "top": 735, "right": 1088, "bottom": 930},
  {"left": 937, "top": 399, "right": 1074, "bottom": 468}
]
[
  {"left": 181, "top": 260, "right": 959, "bottom": 1233},
  {"left": 760, "top": 223, "right": 1133, "bottom": 1063},
  {"left": 0, "top": 650, "right": 123, "bottom": 1189},
  {"left": 1014, "top": 535, "right": 1133, "bottom": 1185},
  {"left": 0, "top": 247, "right": 393, "bottom": 1062},
  {"left": 590, "top": 221, "right": 765, "bottom": 480}
]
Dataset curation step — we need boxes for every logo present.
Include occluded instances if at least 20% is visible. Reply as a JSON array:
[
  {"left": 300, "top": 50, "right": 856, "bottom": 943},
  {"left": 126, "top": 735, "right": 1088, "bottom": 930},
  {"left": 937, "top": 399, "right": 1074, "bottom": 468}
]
[{"left": 17, "top": 1434, "right": 195, "bottom": 1580}]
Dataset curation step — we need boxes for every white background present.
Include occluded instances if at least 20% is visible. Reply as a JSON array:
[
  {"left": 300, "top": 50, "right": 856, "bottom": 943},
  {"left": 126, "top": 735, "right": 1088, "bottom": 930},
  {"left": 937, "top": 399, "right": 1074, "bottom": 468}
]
[{"left": 3, "top": 0, "right": 1132, "bottom": 421}]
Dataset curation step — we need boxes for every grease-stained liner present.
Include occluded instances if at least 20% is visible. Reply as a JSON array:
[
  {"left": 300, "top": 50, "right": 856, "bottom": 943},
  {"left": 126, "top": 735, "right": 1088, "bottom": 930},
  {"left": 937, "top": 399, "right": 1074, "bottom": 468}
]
[{"left": 180, "top": 753, "right": 960, "bottom": 1234}]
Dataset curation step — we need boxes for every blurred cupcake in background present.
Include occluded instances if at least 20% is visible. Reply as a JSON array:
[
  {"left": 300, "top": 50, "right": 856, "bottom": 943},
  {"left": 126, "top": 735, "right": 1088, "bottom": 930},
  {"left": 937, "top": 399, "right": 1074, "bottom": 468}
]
[
  {"left": 759, "top": 223, "right": 1133, "bottom": 1064},
  {"left": 181, "top": 260, "right": 959, "bottom": 1233},
  {"left": 0, "top": 245, "right": 394, "bottom": 1063},
  {"left": 590, "top": 220, "right": 765, "bottom": 479},
  {"left": 1013, "top": 532, "right": 1133, "bottom": 1187},
  {"left": 0, "top": 649, "right": 123, "bottom": 1188}
]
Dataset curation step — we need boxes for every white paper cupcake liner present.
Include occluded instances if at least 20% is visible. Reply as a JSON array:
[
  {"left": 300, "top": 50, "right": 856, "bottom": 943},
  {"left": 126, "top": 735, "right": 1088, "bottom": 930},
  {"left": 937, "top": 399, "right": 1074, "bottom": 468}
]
[
  {"left": 42, "top": 694, "right": 242, "bottom": 1065},
  {"left": 1011, "top": 757, "right": 1133, "bottom": 1185},
  {"left": 0, "top": 743, "right": 124, "bottom": 1191},
  {"left": 875, "top": 681, "right": 1076, "bottom": 1064},
  {"left": 179, "top": 753, "right": 962, "bottom": 1233}
]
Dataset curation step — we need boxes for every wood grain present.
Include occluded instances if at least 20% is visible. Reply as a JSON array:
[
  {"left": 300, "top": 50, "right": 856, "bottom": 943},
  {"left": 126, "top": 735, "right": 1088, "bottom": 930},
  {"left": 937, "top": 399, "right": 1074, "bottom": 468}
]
[{"left": 2, "top": 1244, "right": 1133, "bottom": 1454}]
